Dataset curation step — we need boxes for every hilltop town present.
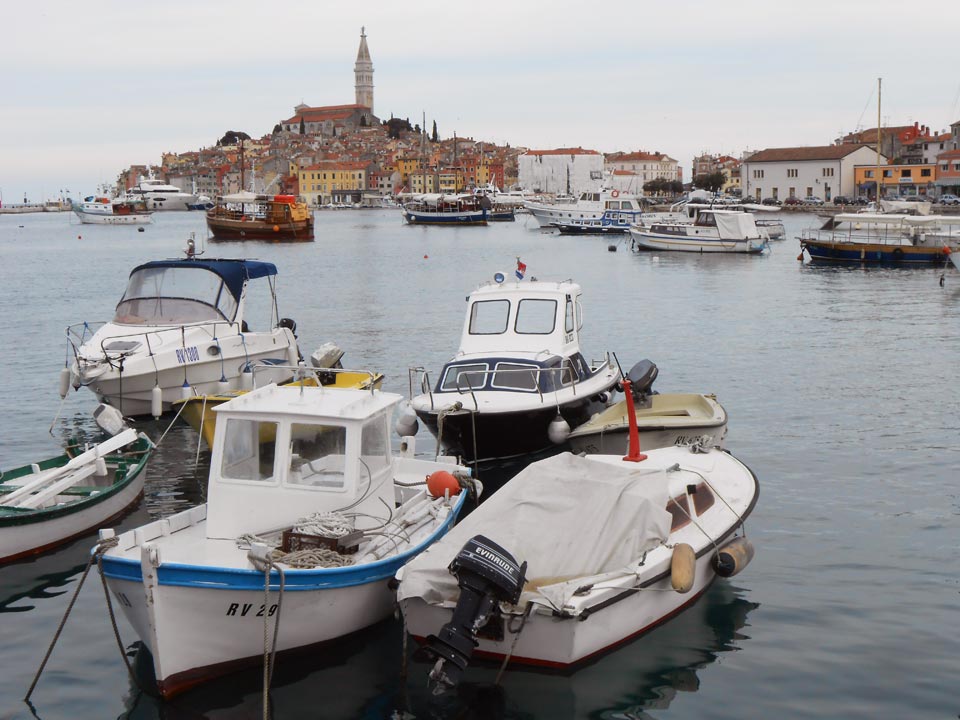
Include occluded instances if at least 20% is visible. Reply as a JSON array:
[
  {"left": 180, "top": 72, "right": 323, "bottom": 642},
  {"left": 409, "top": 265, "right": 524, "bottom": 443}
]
[{"left": 114, "top": 30, "right": 960, "bottom": 207}]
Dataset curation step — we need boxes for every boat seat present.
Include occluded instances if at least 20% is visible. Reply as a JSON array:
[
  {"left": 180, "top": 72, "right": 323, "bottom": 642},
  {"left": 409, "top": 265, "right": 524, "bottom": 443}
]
[{"left": 625, "top": 359, "right": 658, "bottom": 397}]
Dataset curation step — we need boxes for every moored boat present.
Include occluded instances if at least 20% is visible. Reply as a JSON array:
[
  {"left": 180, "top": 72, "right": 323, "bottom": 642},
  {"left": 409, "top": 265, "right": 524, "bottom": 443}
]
[
  {"left": 630, "top": 209, "right": 768, "bottom": 254},
  {"left": 66, "top": 255, "right": 302, "bottom": 416},
  {"left": 97, "top": 381, "right": 473, "bottom": 697},
  {"left": 550, "top": 208, "right": 645, "bottom": 234},
  {"left": 396, "top": 380, "right": 758, "bottom": 689},
  {"left": 525, "top": 188, "right": 644, "bottom": 229},
  {"left": 123, "top": 176, "right": 199, "bottom": 211},
  {"left": 72, "top": 195, "right": 153, "bottom": 225},
  {"left": 1, "top": 413, "right": 152, "bottom": 564},
  {"left": 798, "top": 213, "right": 957, "bottom": 266},
  {"left": 402, "top": 194, "right": 488, "bottom": 225},
  {"left": 206, "top": 192, "right": 314, "bottom": 241}
]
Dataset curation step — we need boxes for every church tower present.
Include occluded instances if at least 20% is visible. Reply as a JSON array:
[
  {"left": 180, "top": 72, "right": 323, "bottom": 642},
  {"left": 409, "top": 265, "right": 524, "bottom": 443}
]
[{"left": 354, "top": 27, "right": 374, "bottom": 113}]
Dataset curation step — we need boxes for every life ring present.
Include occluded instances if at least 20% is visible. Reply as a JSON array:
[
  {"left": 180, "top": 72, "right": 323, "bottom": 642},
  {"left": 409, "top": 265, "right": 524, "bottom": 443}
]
[
  {"left": 611, "top": 190, "right": 620, "bottom": 198},
  {"left": 892, "top": 247, "right": 904, "bottom": 262}
]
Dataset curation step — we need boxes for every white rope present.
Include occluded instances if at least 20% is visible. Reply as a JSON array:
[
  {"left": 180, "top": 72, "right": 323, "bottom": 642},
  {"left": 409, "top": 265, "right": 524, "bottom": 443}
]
[{"left": 294, "top": 511, "right": 353, "bottom": 537}]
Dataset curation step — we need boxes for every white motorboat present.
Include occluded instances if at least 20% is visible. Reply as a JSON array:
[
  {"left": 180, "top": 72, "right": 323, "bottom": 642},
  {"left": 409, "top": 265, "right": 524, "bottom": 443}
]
[
  {"left": 407, "top": 272, "right": 621, "bottom": 463},
  {"left": 567, "top": 360, "right": 727, "bottom": 454},
  {"left": 630, "top": 209, "right": 769, "bottom": 254},
  {"left": 123, "top": 176, "right": 199, "bottom": 211},
  {"left": 525, "top": 188, "right": 644, "bottom": 229},
  {"left": 97, "top": 381, "right": 473, "bottom": 697},
  {"left": 397, "top": 382, "right": 758, "bottom": 689},
  {"left": 65, "top": 255, "right": 302, "bottom": 416},
  {"left": 71, "top": 194, "right": 153, "bottom": 225}
]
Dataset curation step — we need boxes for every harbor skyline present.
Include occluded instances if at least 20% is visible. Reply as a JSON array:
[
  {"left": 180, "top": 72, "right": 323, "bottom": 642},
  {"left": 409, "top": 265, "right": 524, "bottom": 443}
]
[{"left": 4, "top": 0, "right": 960, "bottom": 201}]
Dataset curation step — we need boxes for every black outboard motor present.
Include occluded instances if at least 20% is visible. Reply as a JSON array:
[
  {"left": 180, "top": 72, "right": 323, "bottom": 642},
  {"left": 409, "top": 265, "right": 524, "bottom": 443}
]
[
  {"left": 423, "top": 535, "right": 526, "bottom": 694},
  {"left": 624, "top": 359, "right": 658, "bottom": 406}
]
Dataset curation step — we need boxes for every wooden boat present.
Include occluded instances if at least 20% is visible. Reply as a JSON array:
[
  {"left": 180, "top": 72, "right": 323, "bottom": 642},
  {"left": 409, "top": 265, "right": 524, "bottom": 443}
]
[
  {"left": 409, "top": 273, "right": 620, "bottom": 463},
  {"left": 98, "top": 381, "right": 472, "bottom": 697},
  {"left": 799, "top": 213, "right": 957, "bottom": 266},
  {"left": 173, "top": 367, "right": 385, "bottom": 448},
  {"left": 206, "top": 192, "right": 314, "bottom": 241},
  {"left": 401, "top": 194, "right": 487, "bottom": 225},
  {"left": 567, "top": 360, "right": 727, "bottom": 454},
  {"left": 1, "top": 427, "right": 152, "bottom": 564},
  {"left": 397, "top": 380, "right": 757, "bottom": 691}
]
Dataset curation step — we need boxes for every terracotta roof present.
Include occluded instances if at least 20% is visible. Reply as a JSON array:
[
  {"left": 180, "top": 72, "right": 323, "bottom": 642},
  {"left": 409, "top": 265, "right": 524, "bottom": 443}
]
[
  {"left": 937, "top": 148, "right": 960, "bottom": 159},
  {"left": 524, "top": 147, "right": 600, "bottom": 156},
  {"left": 745, "top": 144, "right": 877, "bottom": 162},
  {"left": 612, "top": 169, "right": 637, "bottom": 176}
]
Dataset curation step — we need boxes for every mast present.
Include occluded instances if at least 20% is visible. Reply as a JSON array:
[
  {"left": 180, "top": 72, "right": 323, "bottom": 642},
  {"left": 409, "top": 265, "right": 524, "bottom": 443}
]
[
  {"left": 239, "top": 139, "right": 245, "bottom": 193},
  {"left": 876, "top": 78, "right": 882, "bottom": 201}
]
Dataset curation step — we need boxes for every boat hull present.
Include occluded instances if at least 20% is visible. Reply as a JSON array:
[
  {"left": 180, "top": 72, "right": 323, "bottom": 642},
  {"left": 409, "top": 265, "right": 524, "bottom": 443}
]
[
  {"left": 801, "top": 240, "right": 950, "bottom": 266},
  {"left": 72, "top": 209, "right": 153, "bottom": 225},
  {"left": 402, "top": 209, "right": 487, "bottom": 225},
  {"left": 206, "top": 215, "right": 314, "bottom": 241},
  {"left": 630, "top": 230, "right": 766, "bottom": 253}
]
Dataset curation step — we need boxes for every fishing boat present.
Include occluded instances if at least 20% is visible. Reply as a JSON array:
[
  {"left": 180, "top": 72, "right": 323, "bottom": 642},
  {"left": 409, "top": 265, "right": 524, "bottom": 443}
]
[
  {"left": 401, "top": 194, "right": 488, "bottom": 225},
  {"left": 798, "top": 213, "right": 957, "bottom": 266},
  {"left": 525, "top": 188, "right": 644, "bottom": 229},
  {"left": 396, "top": 379, "right": 758, "bottom": 690},
  {"left": 630, "top": 209, "right": 769, "bottom": 254},
  {"left": 407, "top": 270, "right": 620, "bottom": 463},
  {"left": 566, "top": 360, "right": 727, "bottom": 454},
  {"left": 71, "top": 195, "right": 153, "bottom": 225},
  {"left": 206, "top": 192, "right": 314, "bottom": 241},
  {"left": 96, "top": 380, "right": 473, "bottom": 697},
  {"left": 65, "top": 255, "right": 302, "bottom": 417},
  {"left": 549, "top": 208, "right": 645, "bottom": 234},
  {"left": 1, "top": 408, "right": 152, "bottom": 564}
]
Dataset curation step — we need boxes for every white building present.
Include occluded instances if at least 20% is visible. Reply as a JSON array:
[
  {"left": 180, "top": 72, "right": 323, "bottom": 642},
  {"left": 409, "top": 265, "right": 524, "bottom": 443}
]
[
  {"left": 518, "top": 148, "right": 604, "bottom": 195},
  {"left": 741, "top": 144, "right": 885, "bottom": 202}
]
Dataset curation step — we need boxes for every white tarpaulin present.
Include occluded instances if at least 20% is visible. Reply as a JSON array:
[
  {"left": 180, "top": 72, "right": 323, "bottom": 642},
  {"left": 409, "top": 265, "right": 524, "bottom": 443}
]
[
  {"left": 397, "top": 452, "right": 671, "bottom": 611},
  {"left": 714, "top": 212, "right": 761, "bottom": 240}
]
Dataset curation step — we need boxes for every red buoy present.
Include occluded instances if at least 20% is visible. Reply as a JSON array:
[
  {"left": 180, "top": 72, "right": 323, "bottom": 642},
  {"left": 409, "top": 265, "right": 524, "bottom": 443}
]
[
  {"left": 424, "top": 254, "right": 429, "bottom": 259},
  {"left": 426, "top": 470, "right": 461, "bottom": 497}
]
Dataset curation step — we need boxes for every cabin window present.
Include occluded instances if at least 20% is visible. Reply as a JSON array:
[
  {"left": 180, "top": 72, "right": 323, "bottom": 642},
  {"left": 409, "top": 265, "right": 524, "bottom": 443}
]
[
  {"left": 360, "top": 415, "right": 389, "bottom": 474},
  {"left": 491, "top": 362, "right": 539, "bottom": 391},
  {"left": 469, "top": 299, "right": 510, "bottom": 335},
  {"left": 565, "top": 298, "right": 575, "bottom": 333},
  {"left": 220, "top": 418, "right": 278, "bottom": 483},
  {"left": 575, "top": 298, "right": 583, "bottom": 331},
  {"left": 441, "top": 363, "right": 488, "bottom": 391},
  {"left": 691, "top": 483, "right": 716, "bottom": 515},
  {"left": 115, "top": 266, "right": 234, "bottom": 324},
  {"left": 666, "top": 494, "right": 692, "bottom": 532},
  {"left": 515, "top": 299, "right": 557, "bottom": 334},
  {"left": 287, "top": 423, "right": 347, "bottom": 490}
]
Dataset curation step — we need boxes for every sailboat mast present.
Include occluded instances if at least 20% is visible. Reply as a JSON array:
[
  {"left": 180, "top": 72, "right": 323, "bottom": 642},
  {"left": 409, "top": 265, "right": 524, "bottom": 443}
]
[{"left": 876, "top": 78, "right": 882, "bottom": 200}]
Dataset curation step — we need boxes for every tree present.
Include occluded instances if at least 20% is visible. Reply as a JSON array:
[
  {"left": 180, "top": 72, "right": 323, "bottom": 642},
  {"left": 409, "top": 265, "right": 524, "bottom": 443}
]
[
  {"left": 359, "top": 115, "right": 367, "bottom": 127},
  {"left": 299, "top": 116, "right": 306, "bottom": 134},
  {"left": 384, "top": 117, "right": 412, "bottom": 139},
  {"left": 431, "top": 120, "right": 439, "bottom": 143},
  {"left": 272, "top": 123, "right": 282, "bottom": 135},
  {"left": 692, "top": 172, "right": 726, "bottom": 193},
  {"left": 218, "top": 130, "right": 251, "bottom": 146}
]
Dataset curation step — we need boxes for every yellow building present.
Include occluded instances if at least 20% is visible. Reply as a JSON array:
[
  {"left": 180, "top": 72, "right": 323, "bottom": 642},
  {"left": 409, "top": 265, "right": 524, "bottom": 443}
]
[
  {"left": 854, "top": 163, "right": 936, "bottom": 198},
  {"left": 298, "top": 161, "right": 369, "bottom": 205},
  {"left": 409, "top": 171, "right": 439, "bottom": 193},
  {"left": 396, "top": 157, "right": 422, "bottom": 185},
  {"left": 438, "top": 167, "right": 465, "bottom": 193}
]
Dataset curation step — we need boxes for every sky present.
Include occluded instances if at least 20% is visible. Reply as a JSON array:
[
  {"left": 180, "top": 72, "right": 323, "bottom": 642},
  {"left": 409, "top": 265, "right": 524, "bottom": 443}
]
[{"left": 4, "top": 0, "right": 960, "bottom": 203}]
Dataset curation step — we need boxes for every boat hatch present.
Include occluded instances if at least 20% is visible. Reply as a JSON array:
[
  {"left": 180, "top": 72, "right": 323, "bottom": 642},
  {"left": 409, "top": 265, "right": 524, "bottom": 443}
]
[{"left": 103, "top": 340, "right": 141, "bottom": 353}]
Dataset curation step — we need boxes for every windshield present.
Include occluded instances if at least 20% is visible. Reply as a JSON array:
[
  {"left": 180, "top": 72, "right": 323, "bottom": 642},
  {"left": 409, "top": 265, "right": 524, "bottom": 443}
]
[{"left": 113, "top": 266, "right": 238, "bottom": 325}]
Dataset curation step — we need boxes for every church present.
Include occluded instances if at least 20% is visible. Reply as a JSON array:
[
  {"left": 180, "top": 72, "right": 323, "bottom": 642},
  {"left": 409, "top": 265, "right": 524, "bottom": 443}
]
[{"left": 279, "top": 28, "right": 379, "bottom": 136}]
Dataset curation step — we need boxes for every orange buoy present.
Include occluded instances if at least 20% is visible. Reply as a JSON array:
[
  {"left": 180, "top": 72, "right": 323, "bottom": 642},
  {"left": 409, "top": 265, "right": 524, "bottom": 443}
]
[
  {"left": 426, "top": 470, "right": 461, "bottom": 498},
  {"left": 273, "top": 225, "right": 280, "bottom": 232}
]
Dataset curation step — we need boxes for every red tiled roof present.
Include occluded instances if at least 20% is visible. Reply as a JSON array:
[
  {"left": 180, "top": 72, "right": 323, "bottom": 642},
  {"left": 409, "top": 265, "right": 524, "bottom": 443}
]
[
  {"left": 524, "top": 147, "right": 600, "bottom": 156},
  {"left": 745, "top": 144, "right": 877, "bottom": 162}
]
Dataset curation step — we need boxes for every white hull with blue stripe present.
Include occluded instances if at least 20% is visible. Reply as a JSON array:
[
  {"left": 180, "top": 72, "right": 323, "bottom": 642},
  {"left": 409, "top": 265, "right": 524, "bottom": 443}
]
[
  {"left": 97, "top": 382, "right": 471, "bottom": 697},
  {"left": 630, "top": 209, "right": 768, "bottom": 254}
]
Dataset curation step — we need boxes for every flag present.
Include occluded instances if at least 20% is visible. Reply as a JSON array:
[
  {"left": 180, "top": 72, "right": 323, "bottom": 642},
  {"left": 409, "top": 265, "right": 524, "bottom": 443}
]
[{"left": 516, "top": 258, "right": 527, "bottom": 280}]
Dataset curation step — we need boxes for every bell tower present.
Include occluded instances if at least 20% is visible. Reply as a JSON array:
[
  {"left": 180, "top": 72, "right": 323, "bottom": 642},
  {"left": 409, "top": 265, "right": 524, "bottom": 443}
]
[{"left": 354, "top": 27, "right": 374, "bottom": 114}]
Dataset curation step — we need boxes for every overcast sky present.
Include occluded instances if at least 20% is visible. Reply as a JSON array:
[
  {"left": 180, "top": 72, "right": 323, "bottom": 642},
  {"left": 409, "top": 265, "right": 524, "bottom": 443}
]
[{"left": 4, "top": 0, "right": 960, "bottom": 202}]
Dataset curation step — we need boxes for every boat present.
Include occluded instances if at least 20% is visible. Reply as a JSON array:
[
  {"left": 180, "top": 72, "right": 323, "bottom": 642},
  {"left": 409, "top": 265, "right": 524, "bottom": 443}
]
[
  {"left": 525, "top": 188, "right": 645, "bottom": 229},
  {"left": 71, "top": 194, "right": 153, "bottom": 225},
  {"left": 485, "top": 204, "right": 516, "bottom": 222},
  {"left": 798, "top": 213, "right": 957, "bottom": 266},
  {"left": 630, "top": 209, "right": 769, "bottom": 254},
  {"left": 65, "top": 255, "right": 302, "bottom": 417},
  {"left": 566, "top": 360, "right": 727, "bottom": 454},
  {"left": 186, "top": 195, "right": 215, "bottom": 211},
  {"left": 206, "top": 192, "right": 314, "bottom": 241},
  {"left": 123, "top": 176, "right": 199, "bottom": 211},
  {"left": 401, "top": 194, "right": 488, "bottom": 225},
  {"left": 550, "top": 208, "right": 645, "bottom": 234},
  {"left": 1, "top": 407, "right": 152, "bottom": 564},
  {"left": 173, "top": 357, "right": 385, "bottom": 448},
  {"left": 396, "top": 380, "right": 758, "bottom": 689},
  {"left": 96, "top": 380, "right": 474, "bottom": 697},
  {"left": 407, "top": 271, "right": 621, "bottom": 463}
]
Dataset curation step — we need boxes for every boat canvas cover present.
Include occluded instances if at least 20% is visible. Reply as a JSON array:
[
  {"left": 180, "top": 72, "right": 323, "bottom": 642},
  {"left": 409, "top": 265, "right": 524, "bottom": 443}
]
[
  {"left": 714, "top": 212, "right": 760, "bottom": 240},
  {"left": 131, "top": 259, "right": 278, "bottom": 304},
  {"left": 398, "top": 452, "right": 671, "bottom": 611}
]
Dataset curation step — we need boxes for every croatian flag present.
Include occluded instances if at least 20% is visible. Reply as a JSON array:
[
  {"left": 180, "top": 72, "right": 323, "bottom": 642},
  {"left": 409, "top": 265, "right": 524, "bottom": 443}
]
[{"left": 516, "top": 259, "right": 527, "bottom": 280}]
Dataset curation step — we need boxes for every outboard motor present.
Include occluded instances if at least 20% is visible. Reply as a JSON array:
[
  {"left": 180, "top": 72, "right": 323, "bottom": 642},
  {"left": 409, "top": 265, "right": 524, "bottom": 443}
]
[
  {"left": 277, "top": 317, "right": 298, "bottom": 337},
  {"left": 624, "top": 359, "right": 658, "bottom": 406},
  {"left": 423, "top": 535, "right": 526, "bottom": 694}
]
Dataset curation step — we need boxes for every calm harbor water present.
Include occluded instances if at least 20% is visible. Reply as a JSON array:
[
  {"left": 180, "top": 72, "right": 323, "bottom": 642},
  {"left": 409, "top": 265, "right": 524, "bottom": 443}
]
[{"left": 0, "top": 208, "right": 957, "bottom": 719}]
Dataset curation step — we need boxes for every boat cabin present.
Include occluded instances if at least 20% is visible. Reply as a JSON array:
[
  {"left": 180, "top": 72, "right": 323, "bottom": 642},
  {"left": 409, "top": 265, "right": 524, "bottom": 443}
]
[
  {"left": 112, "top": 258, "right": 280, "bottom": 329},
  {"left": 205, "top": 384, "right": 400, "bottom": 539}
]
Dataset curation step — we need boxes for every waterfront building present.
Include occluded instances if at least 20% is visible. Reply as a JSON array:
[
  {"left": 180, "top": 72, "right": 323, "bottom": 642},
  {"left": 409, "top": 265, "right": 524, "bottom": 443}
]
[
  {"left": 840, "top": 122, "right": 931, "bottom": 163},
  {"left": 935, "top": 148, "right": 960, "bottom": 194},
  {"left": 853, "top": 163, "right": 936, "bottom": 198},
  {"left": 605, "top": 151, "right": 680, "bottom": 187},
  {"left": 518, "top": 148, "right": 603, "bottom": 195},
  {"left": 298, "top": 160, "right": 370, "bottom": 205},
  {"left": 741, "top": 144, "right": 884, "bottom": 202}
]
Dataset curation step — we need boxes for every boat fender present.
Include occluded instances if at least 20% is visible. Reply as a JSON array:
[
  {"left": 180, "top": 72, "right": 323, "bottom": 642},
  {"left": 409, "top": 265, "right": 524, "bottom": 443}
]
[
  {"left": 240, "top": 366, "right": 253, "bottom": 391},
  {"left": 671, "top": 543, "right": 696, "bottom": 593},
  {"left": 58, "top": 367, "right": 71, "bottom": 399},
  {"left": 548, "top": 413, "right": 571, "bottom": 444},
  {"left": 217, "top": 378, "right": 231, "bottom": 395},
  {"left": 712, "top": 537, "right": 755, "bottom": 578},
  {"left": 395, "top": 402, "right": 419, "bottom": 437},
  {"left": 151, "top": 385, "right": 163, "bottom": 419},
  {"left": 427, "top": 470, "right": 461, "bottom": 498},
  {"left": 180, "top": 381, "right": 192, "bottom": 401}
]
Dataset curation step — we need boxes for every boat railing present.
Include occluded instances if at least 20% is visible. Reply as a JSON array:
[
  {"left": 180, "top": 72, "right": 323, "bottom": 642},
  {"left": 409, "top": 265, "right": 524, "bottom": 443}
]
[
  {"left": 252, "top": 362, "right": 378, "bottom": 395},
  {"left": 67, "top": 320, "right": 244, "bottom": 367},
  {"left": 800, "top": 225, "right": 913, "bottom": 246}
]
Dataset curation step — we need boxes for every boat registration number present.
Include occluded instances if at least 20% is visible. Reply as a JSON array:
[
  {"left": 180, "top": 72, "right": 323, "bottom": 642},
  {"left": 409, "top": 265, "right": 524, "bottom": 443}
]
[
  {"left": 175, "top": 346, "right": 200, "bottom": 364},
  {"left": 226, "top": 602, "right": 279, "bottom": 617}
]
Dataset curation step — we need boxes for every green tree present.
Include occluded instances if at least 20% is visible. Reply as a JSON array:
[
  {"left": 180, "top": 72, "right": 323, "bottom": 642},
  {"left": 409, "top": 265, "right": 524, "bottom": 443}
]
[
  {"left": 693, "top": 172, "right": 726, "bottom": 193},
  {"left": 431, "top": 120, "right": 439, "bottom": 142}
]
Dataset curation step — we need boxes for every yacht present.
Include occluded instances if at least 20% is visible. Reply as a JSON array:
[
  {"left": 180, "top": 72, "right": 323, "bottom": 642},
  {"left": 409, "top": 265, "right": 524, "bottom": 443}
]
[
  {"left": 124, "top": 176, "right": 199, "bottom": 211},
  {"left": 525, "top": 189, "right": 644, "bottom": 229}
]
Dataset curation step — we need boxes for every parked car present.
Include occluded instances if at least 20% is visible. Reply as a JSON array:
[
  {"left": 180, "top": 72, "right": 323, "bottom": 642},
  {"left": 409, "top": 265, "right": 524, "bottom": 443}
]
[
  {"left": 783, "top": 197, "right": 802, "bottom": 206},
  {"left": 801, "top": 196, "right": 824, "bottom": 206},
  {"left": 761, "top": 197, "right": 782, "bottom": 206},
  {"left": 938, "top": 194, "right": 960, "bottom": 205},
  {"left": 832, "top": 196, "right": 853, "bottom": 205}
]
